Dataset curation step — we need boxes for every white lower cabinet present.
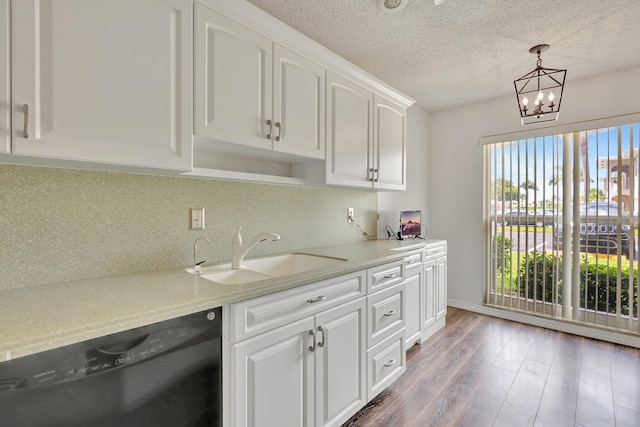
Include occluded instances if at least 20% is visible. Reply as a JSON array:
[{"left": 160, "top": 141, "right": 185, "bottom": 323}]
[
  {"left": 229, "top": 272, "right": 367, "bottom": 427},
  {"left": 421, "top": 243, "right": 448, "bottom": 342},
  {"left": 315, "top": 298, "right": 367, "bottom": 427},
  {"left": 435, "top": 255, "right": 448, "bottom": 320},
  {"left": 422, "top": 258, "right": 437, "bottom": 331},
  {"left": 231, "top": 297, "right": 366, "bottom": 427},
  {"left": 403, "top": 267, "right": 423, "bottom": 347},
  {"left": 365, "top": 263, "right": 407, "bottom": 401},
  {"left": 367, "top": 328, "right": 406, "bottom": 400},
  {"left": 232, "top": 316, "right": 315, "bottom": 427},
  {"left": 228, "top": 260, "right": 415, "bottom": 427}
]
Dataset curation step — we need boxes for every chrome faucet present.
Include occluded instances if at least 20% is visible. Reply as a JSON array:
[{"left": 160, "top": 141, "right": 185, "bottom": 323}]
[
  {"left": 193, "top": 236, "right": 213, "bottom": 275},
  {"left": 231, "top": 226, "right": 280, "bottom": 269}
]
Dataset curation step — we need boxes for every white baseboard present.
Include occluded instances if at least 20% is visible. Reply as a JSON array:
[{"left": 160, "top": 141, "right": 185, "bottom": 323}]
[{"left": 448, "top": 299, "right": 640, "bottom": 349}]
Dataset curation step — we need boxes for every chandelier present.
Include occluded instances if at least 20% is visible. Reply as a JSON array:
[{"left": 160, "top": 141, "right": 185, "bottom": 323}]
[{"left": 514, "top": 44, "right": 566, "bottom": 125}]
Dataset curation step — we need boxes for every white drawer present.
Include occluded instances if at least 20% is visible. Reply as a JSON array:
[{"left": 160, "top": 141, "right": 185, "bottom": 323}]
[
  {"left": 424, "top": 243, "right": 446, "bottom": 260},
  {"left": 230, "top": 270, "right": 366, "bottom": 342},
  {"left": 402, "top": 251, "right": 423, "bottom": 275},
  {"left": 367, "top": 261, "right": 403, "bottom": 293},
  {"left": 367, "top": 328, "right": 406, "bottom": 401},
  {"left": 367, "top": 282, "right": 405, "bottom": 347}
]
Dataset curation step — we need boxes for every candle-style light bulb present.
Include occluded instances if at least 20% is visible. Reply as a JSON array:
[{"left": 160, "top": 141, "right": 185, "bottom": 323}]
[
  {"left": 537, "top": 91, "right": 544, "bottom": 101},
  {"left": 521, "top": 96, "right": 529, "bottom": 113},
  {"left": 547, "top": 90, "right": 556, "bottom": 111}
]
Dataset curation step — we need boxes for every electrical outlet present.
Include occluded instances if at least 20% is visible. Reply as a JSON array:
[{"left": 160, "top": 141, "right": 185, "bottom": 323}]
[
  {"left": 347, "top": 208, "right": 354, "bottom": 223},
  {"left": 190, "top": 207, "right": 205, "bottom": 230}
]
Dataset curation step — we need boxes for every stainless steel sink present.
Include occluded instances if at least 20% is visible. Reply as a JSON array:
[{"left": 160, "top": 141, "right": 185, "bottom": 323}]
[{"left": 192, "top": 253, "right": 347, "bottom": 285}]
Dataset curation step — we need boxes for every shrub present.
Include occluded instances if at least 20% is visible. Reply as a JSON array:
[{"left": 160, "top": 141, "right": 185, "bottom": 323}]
[
  {"left": 517, "top": 252, "right": 561, "bottom": 303},
  {"left": 517, "top": 253, "right": 638, "bottom": 316},
  {"left": 491, "top": 234, "right": 513, "bottom": 274},
  {"left": 580, "top": 261, "right": 638, "bottom": 315}
]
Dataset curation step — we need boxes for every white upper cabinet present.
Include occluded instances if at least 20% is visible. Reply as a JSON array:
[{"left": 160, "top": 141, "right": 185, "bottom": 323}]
[
  {"left": 194, "top": 5, "right": 272, "bottom": 151},
  {"left": 373, "top": 95, "right": 406, "bottom": 190},
  {"left": 326, "top": 71, "right": 406, "bottom": 190},
  {"left": 325, "top": 71, "right": 374, "bottom": 189},
  {"left": 10, "top": 0, "right": 192, "bottom": 171},
  {"left": 0, "top": 0, "right": 9, "bottom": 154},
  {"left": 272, "top": 44, "right": 325, "bottom": 159},
  {"left": 194, "top": 5, "right": 324, "bottom": 159}
]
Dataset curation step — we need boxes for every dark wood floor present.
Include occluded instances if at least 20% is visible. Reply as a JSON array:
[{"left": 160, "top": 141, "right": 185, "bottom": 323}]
[{"left": 343, "top": 307, "right": 640, "bottom": 427}]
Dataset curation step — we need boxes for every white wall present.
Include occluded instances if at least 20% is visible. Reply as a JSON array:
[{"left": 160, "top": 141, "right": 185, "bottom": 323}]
[
  {"left": 378, "top": 105, "right": 430, "bottom": 239},
  {"left": 427, "top": 66, "right": 640, "bottom": 345}
]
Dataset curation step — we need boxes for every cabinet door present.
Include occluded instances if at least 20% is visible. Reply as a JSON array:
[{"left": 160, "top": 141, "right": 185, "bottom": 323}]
[
  {"left": 404, "top": 270, "right": 422, "bottom": 347},
  {"left": 373, "top": 95, "right": 406, "bottom": 190},
  {"left": 435, "top": 255, "right": 448, "bottom": 320},
  {"left": 423, "top": 258, "right": 436, "bottom": 330},
  {"left": 11, "top": 0, "right": 192, "bottom": 170},
  {"left": 232, "top": 316, "right": 315, "bottom": 427},
  {"left": 315, "top": 297, "right": 367, "bottom": 427},
  {"left": 0, "top": 0, "right": 8, "bottom": 154},
  {"left": 273, "top": 44, "right": 325, "bottom": 159},
  {"left": 194, "top": 4, "right": 272, "bottom": 150},
  {"left": 325, "top": 71, "right": 373, "bottom": 188}
]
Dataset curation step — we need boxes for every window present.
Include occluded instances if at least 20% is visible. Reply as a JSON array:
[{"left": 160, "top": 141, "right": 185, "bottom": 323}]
[{"left": 483, "top": 116, "right": 640, "bottom": 333}]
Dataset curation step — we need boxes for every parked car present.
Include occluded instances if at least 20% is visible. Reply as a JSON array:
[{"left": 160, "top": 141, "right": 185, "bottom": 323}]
[
  {"left": 500, "top": 211, "right": 536, "bottom": 226},
  {"left": 554, "top": 203, "right": 633, "bottom": 258},
  {"left": 535, "top": 209, "right": 558, "bottom": 226}
]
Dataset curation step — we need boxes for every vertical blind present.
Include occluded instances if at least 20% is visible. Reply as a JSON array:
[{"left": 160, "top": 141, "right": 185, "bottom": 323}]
[{"left": 484, "top": 121, "right": 640, "bottom": 334}]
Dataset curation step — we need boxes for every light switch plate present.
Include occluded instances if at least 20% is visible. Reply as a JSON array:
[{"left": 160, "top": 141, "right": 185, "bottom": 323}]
[{"left": 190, "top": 207, "right": 205, "bottom": 230}]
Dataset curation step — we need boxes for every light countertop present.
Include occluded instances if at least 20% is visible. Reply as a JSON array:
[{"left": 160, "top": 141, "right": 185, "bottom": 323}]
[{"left": 0, "top": 239, "right": 446, "bottom": 362}]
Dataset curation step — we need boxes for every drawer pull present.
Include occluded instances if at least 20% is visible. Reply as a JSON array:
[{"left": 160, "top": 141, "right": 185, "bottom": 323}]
[
  {"left": 383, "top": 273, "right": 398, "bottom": 279},
  {"left": 307, "top": 295, "right": 326, "bottom": 304},
  {"left": 317, "top": 325, "right": 325, "bottom": 348},
  {"left": 309, "top": 329, "right": 317, "bottom": 352},
  {"left": 383, "top": 310, "right": 396, "bottom": 317},
  {"left": 266, "top": 119, "right": 273, "bottom": 139},
  {"left": 405, "top": 259, "right": 416, "bottom": 264},
  {"left": 383, "top": 359, "right": 396, "bottom": 368}
]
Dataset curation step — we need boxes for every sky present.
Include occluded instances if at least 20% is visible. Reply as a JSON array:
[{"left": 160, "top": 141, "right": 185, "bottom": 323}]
[{"left": 489, "top": 123, "right": 640, "bottom": 207}]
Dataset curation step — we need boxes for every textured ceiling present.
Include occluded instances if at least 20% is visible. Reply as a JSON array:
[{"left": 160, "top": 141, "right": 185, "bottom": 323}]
[{"left": 245, "top": 0, "right": 640, "bottom": 112}]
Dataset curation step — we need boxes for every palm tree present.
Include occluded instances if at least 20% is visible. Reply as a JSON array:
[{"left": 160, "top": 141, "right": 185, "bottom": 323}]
[{"left": 519, "top": 180, "right": 538, "bottom": 209}]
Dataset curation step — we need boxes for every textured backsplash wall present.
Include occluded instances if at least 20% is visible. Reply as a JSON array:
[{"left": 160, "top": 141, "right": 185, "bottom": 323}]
[{"left": 0, "top": 164, "right": 378, "bottom": 289}]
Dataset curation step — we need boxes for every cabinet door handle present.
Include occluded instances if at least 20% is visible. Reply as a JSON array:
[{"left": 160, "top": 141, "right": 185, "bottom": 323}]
[
  {"left": 383, "top": 273, "right": 397, "bottom": 279},
  {"left": 368, "top": 168, "right": 375, "bottom": 182},
  {"left": 383, "top": 310, "right": 396, "bottom": 317},
  {"left": 307, "top": 295, "right": 326, "bottom": 304},
  {"left": 275, "top": 122, "right": 281, "bottom": 141},
  {"left": 22, "top": 104, "right": 29, "bottom": 139},
  {"left": 266, "top": 119, "right": 273, "bottom": 139},
  {"left": 309, "top": 328, "right": 317, "bottom": 352},
  {"left": 383, "top": 359, "right": 396, "bottom": 368},
  {"left": 317, "top": 325, "right": 325, "bottom": 348},
  {"left": 373, "top": 168, "right": 379, "bottom": 182}
]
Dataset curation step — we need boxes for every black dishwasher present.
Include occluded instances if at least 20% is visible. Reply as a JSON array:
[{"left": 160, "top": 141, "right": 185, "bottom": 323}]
[{"left": 0, "top": 307, "right": 222, "bottom": 427}]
